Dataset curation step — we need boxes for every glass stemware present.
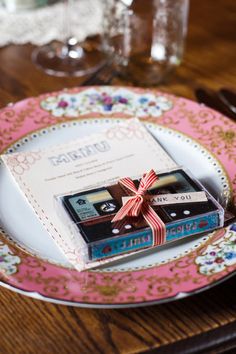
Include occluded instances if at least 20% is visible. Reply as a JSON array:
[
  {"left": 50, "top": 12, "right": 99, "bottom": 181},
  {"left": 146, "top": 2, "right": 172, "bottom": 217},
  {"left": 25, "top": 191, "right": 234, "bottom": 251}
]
[
  {"left": 106, "top": 0, "right": 189, "bottom": 85},
  {"left": 32, "top": 0, "right": 108, "bottom": 77}
]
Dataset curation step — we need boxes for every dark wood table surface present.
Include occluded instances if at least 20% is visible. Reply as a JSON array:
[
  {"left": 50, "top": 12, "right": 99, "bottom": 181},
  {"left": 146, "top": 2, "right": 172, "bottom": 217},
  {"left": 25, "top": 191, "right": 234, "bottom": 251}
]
[{"left": 0, "top": 0, "right": 236, "bottom": 353}]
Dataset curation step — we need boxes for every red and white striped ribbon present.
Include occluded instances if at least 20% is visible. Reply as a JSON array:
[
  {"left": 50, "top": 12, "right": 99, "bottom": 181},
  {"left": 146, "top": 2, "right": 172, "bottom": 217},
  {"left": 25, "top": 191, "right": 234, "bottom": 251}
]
[{"left": 112, "top": 170, "right": 166, "bottom": 246}]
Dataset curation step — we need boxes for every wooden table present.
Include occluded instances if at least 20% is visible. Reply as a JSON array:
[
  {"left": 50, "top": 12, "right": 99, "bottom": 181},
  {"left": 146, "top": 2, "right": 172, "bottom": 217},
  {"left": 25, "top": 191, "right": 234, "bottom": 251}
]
[{"left": 0, "top": 0, "right": 236, "bottom": 353}]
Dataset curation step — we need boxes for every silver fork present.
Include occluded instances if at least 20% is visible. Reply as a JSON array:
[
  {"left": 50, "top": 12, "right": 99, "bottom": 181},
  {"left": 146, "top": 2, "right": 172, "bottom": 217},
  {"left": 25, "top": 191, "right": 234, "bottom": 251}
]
[{"left": 195, "top": 87, "right": 236, "bottom": 121}]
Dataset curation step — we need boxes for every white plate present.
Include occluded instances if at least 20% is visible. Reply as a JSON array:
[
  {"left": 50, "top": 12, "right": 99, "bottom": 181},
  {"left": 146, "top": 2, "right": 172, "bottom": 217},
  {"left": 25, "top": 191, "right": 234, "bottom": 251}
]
[{"left": 0, "top": 119, "right": 230, "bottom": 272}]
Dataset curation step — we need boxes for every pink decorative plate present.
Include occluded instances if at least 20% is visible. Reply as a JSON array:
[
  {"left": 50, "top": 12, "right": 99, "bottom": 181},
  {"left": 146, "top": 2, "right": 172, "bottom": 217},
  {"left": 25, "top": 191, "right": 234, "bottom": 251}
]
[{"left": 0, "top": 86, "right": 235, "bottom": 308}]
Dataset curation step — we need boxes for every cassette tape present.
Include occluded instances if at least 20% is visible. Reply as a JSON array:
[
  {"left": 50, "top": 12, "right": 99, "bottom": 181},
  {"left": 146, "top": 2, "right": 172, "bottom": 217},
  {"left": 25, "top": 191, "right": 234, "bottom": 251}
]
[{"left": 60, "top": 168, "right": 224, "bottom": 261}]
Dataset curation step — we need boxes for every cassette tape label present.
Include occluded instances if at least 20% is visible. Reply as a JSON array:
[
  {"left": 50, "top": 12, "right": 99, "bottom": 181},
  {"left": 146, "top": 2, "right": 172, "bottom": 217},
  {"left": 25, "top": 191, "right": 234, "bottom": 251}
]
[
  {"left": 64, "top": 188, "right": 120, "bottom": 222},
  {"left": 67, "top": 195, "right": 99, "bottom": 221}
]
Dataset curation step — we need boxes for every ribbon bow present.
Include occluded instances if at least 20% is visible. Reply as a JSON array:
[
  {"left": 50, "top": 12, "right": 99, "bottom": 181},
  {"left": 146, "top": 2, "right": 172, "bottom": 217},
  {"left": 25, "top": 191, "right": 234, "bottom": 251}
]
[{"left": 112, "top": 170, "right": 166, "bottom": 246}]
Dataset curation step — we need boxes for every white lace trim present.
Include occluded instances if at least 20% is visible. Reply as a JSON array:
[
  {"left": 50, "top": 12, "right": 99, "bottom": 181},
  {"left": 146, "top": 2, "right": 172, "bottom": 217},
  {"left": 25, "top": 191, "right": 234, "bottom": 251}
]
[{"left": 0, "top": 0, "right": 103, "bottom": 46}]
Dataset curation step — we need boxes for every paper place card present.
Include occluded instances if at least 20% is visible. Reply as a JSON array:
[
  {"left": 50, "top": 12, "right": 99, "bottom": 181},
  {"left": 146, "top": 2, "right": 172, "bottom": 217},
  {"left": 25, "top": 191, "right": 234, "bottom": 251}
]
[{"left": 1, "top": 118, "right": 177, "bottom": 270}]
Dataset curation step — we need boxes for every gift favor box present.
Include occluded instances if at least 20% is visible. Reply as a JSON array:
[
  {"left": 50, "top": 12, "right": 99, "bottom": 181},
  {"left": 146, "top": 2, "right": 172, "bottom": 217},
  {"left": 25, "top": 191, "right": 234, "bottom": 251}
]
[{"left": 56, "top": 168, "right": 224, "bottom": 264}]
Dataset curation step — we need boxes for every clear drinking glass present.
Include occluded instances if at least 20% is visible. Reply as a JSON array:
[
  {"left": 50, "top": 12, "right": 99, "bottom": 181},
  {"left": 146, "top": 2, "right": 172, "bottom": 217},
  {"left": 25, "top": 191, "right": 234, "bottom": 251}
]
[
  {"left": 106, "top": 0, "right": 189, "bottom": 85},
  {"left": 32, "top": 0, "right": 108, "bottom": 77}
]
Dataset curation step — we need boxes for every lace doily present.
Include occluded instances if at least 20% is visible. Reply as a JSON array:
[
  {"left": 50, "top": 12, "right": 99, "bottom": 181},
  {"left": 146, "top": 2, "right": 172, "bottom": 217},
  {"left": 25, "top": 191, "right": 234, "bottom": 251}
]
[{"left": 0, "top": 0, "right": 104, "bottom": 47}]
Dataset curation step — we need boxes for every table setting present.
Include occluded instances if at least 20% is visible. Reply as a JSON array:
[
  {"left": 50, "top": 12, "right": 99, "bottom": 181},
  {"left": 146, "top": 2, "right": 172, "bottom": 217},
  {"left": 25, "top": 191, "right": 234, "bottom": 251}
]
[{"left": 0, "top": 0, "right": 235, "bottom": 353}]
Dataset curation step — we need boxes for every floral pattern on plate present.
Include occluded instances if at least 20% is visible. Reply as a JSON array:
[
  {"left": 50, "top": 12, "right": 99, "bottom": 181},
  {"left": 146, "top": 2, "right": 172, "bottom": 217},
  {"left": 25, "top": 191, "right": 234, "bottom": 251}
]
[
  {"left": 196, "top": 224, "right": 236, "bottom": 275},
  {"left": 0, "top": 241, "right": 21, "bottom": 276},
  {"left": 40, "top": 88, "right": 173, "bottom": 118}
]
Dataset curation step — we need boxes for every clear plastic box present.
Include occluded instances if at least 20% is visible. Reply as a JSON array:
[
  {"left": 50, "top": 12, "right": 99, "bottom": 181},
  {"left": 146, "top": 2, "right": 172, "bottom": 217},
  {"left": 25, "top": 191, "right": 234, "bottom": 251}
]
[{"left": 55, "top": 167, "right": 224, "bottom": 267}]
